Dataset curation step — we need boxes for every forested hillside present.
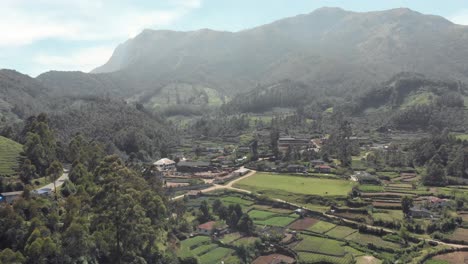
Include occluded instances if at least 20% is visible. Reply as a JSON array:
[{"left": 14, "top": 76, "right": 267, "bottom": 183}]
[{"left": 0, "top": 70, "right": 49, "bottom": 122}]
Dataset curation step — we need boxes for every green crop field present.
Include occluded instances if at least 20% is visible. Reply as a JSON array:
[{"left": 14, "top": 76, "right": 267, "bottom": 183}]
[
  {"left": 372, "top": 210, "right": 404, "bottom": 222},
  {"left": 191, "top": 243, "right": 218, "bottom": 256},
  {"left": 248, "top": 209, "right": 277, "bottom": 220},
  {"left": 326, "top": 226, "right": 357, "bottom": 239},
  {"left": 307, "top": 221, "right": 336, "bottom": 233},
  {"left": 234, "top": 173, "right": 355, "bottom": 197},
  {"left": 346, "top": 233, "right": 400, "bottom": 249},
  {"left": 232, "top": 236, "right": 259, "bottom": 246},
  {"left": 294, "top": 235, "right": 346, "bottom": 256},
  {"left": 198, "top": 247, "right": 234, "bottom": 264},
  {"left": 0, "top": 136, "right": 22, "bottom": 177},
  {"left": 254, "top": 216, "right": 297, "bottom": 227},
  {"left": 358, "top": 184, "right": 385, "bottom": 192},
  {"left": 297, "top": 252, "right": 353, "bottom": 264},
  {"left": 220, "top": 232, "right": 241, "bottom": 244},
  {"left": 180, "top": 236, "right": 211, "bottom": 250}
]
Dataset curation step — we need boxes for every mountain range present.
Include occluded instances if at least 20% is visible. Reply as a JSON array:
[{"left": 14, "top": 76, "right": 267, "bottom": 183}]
[{"left": 3, "top": 7, "right": 468, "bottom": 116}]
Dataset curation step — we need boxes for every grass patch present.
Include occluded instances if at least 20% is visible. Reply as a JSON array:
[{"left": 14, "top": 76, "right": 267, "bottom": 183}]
[
  {"left": 220, "top": 233, "right": 242, "bottom": 244},
  {"left": 307, "top": 221, "right": 336, "bottom": 234},
  {"left": 198, "top": 247, "right": 234, "bottom": 264},
  {"left": 326, "top": 226, "right": 357, "bottom": 239},
  {"left": 294, "top": 235, "right": 346, "bottom": 256},
  {"left": 248, "top": 210, "right": 277, "bottom": 220},
  {"left": 297, "top": 252, "right": 353, "bottom": 264},
  {"left": 254, "top": 216, "right": 297, "bottom": 227},
  {"left": 358, "top": 184, "right": 385, "bottom": 193},
  {"left": 234, "top": 173, "right": 355, "bottom": 197},
  {"left": 346, "top": 233, "right": 400, "bottom": 249}
]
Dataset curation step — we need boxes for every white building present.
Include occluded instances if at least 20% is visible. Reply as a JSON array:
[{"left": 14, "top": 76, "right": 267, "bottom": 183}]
[{"left": 153, "top": 158, "right": 176, "bottom": 172}]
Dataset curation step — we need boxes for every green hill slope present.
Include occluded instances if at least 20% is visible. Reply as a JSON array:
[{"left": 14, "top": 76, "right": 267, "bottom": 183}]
[{"left": 0, "top": 136, "right": 22, "bottom": 177}]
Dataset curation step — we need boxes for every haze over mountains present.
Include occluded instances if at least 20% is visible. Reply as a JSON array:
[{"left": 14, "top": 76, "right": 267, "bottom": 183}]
[
  {"left": 34, "top": 7, "right": 468, "bottom": 99},
  {"left": 3, "top": 7, "right": 468, "bottom": 117}
]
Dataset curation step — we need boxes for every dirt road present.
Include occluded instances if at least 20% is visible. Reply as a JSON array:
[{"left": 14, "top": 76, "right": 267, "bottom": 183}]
[{"left": 171, "top": 168, "right": 256, "bottom": 200}]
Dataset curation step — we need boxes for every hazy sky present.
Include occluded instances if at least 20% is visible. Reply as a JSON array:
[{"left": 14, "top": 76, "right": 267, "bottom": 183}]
[{"left": 1, "top": 0, "right": 468, "bottom": 76}]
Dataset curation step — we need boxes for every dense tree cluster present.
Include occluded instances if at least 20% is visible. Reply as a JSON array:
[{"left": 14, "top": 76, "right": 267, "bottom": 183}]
[
  {"left": 0, "top": 153, "right": 171, "bottom": 263},
  {"left": 48, "top": 97, "right": 178, "bottom": 161},
  {"left": 408, "top": 129, "right": 467, "bottom": 186}
]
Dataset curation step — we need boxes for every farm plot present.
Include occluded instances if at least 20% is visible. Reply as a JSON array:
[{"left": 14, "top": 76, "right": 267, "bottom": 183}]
[
  {"left": 220, "top": 232, "right": 242, "bottom": 244},
  {"left": 289, "top": 217, "right": 320, "bottom": 230},
  {"left": 255, "top": 216, "right": 298, "bottom": 227},
  {"left": 248, "top": 209, "right": 278, "bottom": 220},
  {"left": 448, "top": 228, "right": 468, "bottom": 242},
  {"left": 198, "top": 247, "right": 235, "bottom": 264},
  {"left": 234, "top": 173, "right": 355, "bottom": 197},
  {"left": 307, "top": 221, "right": 336, "bottom": 234},
  {"left": 346, "top": 233, "right": 400, "bottom": 249},
  {"left": 372, "top": 210, "right": 404, "bottom": 222},
  {"left": 0, "top": 136, "right": 22, "bottom": 177},
  {"left": 355, "top": 256, "right": 382, "bottom": 264},
  {"left": 232, "top": 236, "right": 259, "bottom": 246},
  {"left": 325, "top": 226, "right": 357, "bottom": 239},
  {"left": 428, "top": 251, "right": 468, "bottom": 264},
  {"left": 294, "top": 235, "right": 346, "bottom": 256},
  {"left": 297, "top": 252, "right": 354, "bottom": 264},
  {"left": 178, "top": 236, "right": 212, "bottom": 258}
]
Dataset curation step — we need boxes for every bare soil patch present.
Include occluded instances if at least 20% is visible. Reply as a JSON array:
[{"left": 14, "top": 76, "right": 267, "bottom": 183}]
[
  {"left": 433, "top": 251, "right": 468, "bottom": 263},
  {"left": 288, "top": 217, "right": 320, "bottom": 230}
]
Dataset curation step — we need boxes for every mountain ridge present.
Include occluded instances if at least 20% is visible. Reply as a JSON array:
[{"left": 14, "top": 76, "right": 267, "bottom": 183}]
[{"left": 29, "top": 7, "right": 468, "bottom": 107}]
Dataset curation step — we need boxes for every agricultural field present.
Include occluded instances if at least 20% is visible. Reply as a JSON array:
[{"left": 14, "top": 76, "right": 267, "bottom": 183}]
[
  {"left": 297, "top": 252, "right": 354, "bottom": 264},
  {"left": 234, "top": 173, "right": 355, "bottom": 197},
  {"left": 198, "top": 247, "right": 236, "bottom": 264},
  {"left": 325, "top": 225, "right": 357, "bottom": 239},
  {"left": 178, "top": 236, "right": 239, "bottom": 263},
  {"left": 289, "top": 217, "right": 320, "bottom": 230},
  {"left": 307, "top": 221, "right": 336, "bottom": 233},
  {"left": 294, "top": 235, "right": 346, "bottom": 256},
  {"left": 448, "top": 228, "right": 468, "bottom": 242},
  {"left": 248, "top": 209, "right": 277, "bottom": 220},
  {"left": 0, "top": 136, "right": 22, "bottom": 177},
  {"left": 427, "top": 251, "right": 468, "bottom": 264},
  {"left": 372, "top": 210, "right": 404, "bottom": 222},
  {"left": 346, "top": 233, "right": 400, "bottom": 249},
  {"left": 254, "top": 215, "right": 298, "bottom": 227}
]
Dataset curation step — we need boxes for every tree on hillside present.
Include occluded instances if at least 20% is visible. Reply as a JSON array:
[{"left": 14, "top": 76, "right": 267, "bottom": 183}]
[
  {"left": 401, "top": 196, "right": 413, "bottom": 218},
  {"left": 19, "top": 159, "right": 38, "bottom": 184},
  {"left": 423, "top": 155, "right": 447, "bottom": 186},
  {"left": 269, "top": 129, "right": 280, "bottom": 158},
  {"left": 22, "top": 113, "right": 57, "bottom": 176},
  {"left": 237, "top": 214, "right": 254, "bottom": 235},
  {"left": 46, "top": 160, "right": 63, "bottom": 200}
]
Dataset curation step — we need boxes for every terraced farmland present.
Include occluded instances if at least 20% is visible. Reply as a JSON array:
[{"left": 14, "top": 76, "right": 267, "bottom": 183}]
[{"left": 0, "top": 136, "right": 22, "bottom": 177}]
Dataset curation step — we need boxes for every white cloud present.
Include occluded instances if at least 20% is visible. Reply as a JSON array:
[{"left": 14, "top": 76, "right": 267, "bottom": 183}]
[
  {"left": 0, "top": 0, "right": 201, "bottom": 74},
  {"left": 449, "top": 9, "right": 468, "bottom": 25},
  {"left": 34, "top": 46, "right": 115, "bottom": 73},
  {"left": 0, "top": 0, "right": 202, "bottom": 46}
]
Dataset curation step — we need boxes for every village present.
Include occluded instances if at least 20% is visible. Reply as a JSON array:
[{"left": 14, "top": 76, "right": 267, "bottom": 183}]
[{"left": 133, "top": 129, "right": 468, "bottom": 264}]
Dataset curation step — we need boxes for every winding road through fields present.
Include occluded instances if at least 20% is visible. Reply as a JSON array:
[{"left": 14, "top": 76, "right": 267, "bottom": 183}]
[
  {"left": 173, "top": 169, "right": 468, "bottom": 249},
  {"left": 171, "top": 168, "right": 256, "bottom": 200}
]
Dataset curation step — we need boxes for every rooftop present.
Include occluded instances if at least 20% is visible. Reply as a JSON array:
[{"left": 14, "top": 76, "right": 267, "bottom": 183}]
[
  {"left": 154, "top": 158, "right": 175, "bottom": 166},
  {"left": 198, "top": 221, "right": 217, "bottom": 230}
]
